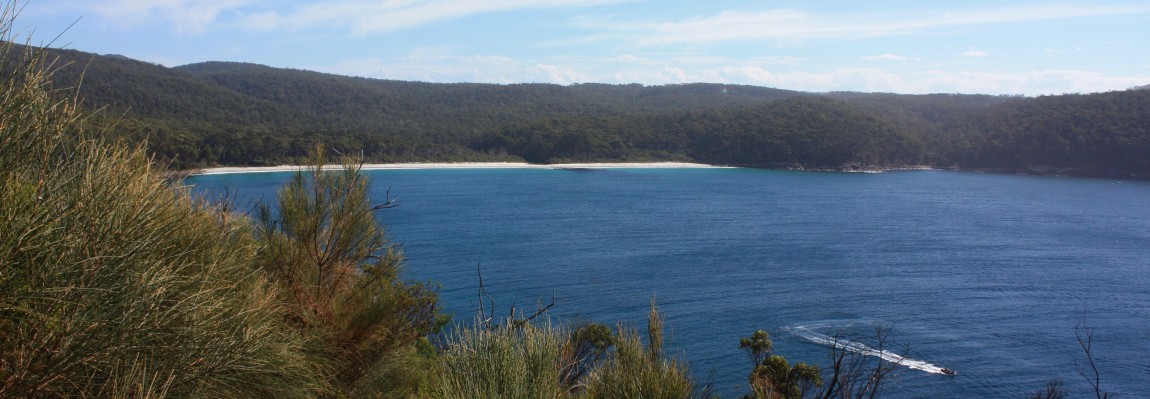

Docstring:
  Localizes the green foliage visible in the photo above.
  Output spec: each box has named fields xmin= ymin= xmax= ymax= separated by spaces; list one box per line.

xmin=747 ymin=356 xmax=821 ymax=399
xmin=740 ymin=330 xmax=774 ymax=367
xmin=0 ymin=9 xmax=321 ymax=397
xmin=581 ymin=300 xmax=695 ymax=399
xmin=431 ymin=301 xmax=695 ymax=399
xmin=430 ymin=318 xmax=569 ymax=399
xmin=560 ymin=322 xmax=615 ymax=387
xmin=254 ymin=147 xmax=439 ymax=397
xmin=739 ymin=330 xmax=821 ymax=399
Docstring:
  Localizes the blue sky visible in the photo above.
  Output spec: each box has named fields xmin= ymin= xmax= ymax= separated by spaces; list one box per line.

xmin=16 ymin=0 xmax=1150 ymax=95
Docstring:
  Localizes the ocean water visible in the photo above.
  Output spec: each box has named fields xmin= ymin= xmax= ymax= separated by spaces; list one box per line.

xmin=187 ymin=168 xmax=1150 ymax=398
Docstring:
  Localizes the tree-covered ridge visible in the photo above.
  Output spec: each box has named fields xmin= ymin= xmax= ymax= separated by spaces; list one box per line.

xmin=26 ymin=44 xmax=1150 ymax=178
xmin=935 ymin=90 xmax=1150 ymax=178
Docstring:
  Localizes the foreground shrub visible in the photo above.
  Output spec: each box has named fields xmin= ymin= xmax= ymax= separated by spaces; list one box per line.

xmin=581 ymin=301 xmax=695 ymax=399
xmin=430 ymin=318 xmax=569 ymax=399
xmin=0 ymin=7 xmax=321 ymax=397
xmin=254 ymin=149 xmax=440 ymax=397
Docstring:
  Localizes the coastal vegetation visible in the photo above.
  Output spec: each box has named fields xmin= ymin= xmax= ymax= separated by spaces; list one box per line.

xmin=0 ymin=6 xmax=1128 ymax=398
xmin=20 ymin=44 xmax=1150 ymax=179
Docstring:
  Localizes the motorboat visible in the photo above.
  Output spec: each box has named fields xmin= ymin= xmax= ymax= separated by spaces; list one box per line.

xmin=939 ymin=368 xmax=957 ymax=376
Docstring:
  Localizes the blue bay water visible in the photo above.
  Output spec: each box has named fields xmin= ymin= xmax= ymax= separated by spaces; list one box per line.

xmin=187 ymin=168 xmax=1150 ymax=398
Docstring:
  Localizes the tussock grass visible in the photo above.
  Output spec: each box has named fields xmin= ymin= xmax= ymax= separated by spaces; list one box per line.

xmin=432 ymin=302 xmax=696 ymax=399
xmin=581 ymin=301 xmax=695 ymax=399
xmin=0 ymin=5 xmax=321 ymax=397
xmin=430 ymin=318 xmax=569 ymax=399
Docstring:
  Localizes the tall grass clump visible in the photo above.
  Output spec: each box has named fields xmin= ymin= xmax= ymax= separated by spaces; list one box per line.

xmin=0 ymin=4 xmax=321 ymax=397
xmin=432 ymin=301 xmax=696 ymax=399
xmin=581 ymin=300 xmax=695 ymax=399
xmin=430 ymin=318 xmax=569 ymax=399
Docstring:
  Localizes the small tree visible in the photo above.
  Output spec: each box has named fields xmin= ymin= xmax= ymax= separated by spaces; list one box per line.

xmin=255 ymin=147 xmax=439 ymax=397
xmin=739 ymin=330 xmax=821 ymax=399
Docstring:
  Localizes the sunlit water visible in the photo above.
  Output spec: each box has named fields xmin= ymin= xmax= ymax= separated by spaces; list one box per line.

xmin=188 ymin=168 xmax=1150 ymax=398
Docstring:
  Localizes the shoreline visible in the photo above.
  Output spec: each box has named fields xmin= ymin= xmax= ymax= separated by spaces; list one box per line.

xmin=191 ymin=162 xmax=733 ymax=176
xmin=181 ymin=162 xmax=1147 ymax=182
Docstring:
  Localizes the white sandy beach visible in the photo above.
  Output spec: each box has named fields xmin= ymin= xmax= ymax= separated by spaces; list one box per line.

xmin=193 ymin=162 xmax=731 ymax=175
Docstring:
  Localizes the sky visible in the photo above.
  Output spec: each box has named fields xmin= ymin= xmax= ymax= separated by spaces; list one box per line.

xmin=14 ymin=0 xmax=1150 ymax=95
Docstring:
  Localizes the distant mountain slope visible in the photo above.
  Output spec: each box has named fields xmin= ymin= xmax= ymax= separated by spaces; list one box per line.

xmin=44 ymin=48 xmax=298 ymax=127
xmin=20 ymin=44 xmax=1150 ymax=178
xmin=172 ymin=61 xmax=808 ymax=136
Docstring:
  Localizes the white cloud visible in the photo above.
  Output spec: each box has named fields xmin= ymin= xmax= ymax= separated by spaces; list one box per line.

xmin=699 ymin=66 xmax=926 ymax=93
xmin=319 ymin=51 xmax=1150 ymax=95
xmin=961 ymin=49 xmax=989 ymax=57
xmin=611 ymin=54 xmax=657 ymax=65
xmin=322 ymin=53 xmax=599 ymax=85
xmin=752 ymin=55 xmax=806 ymax=66
xmin=656 ymin=67 xmax=688 ymax=83
xmin=68 ymin=1 xmax=1150 ymax=40
xmin=85 ymin=0 xmax=260 ymax=34
xmin=323 ymin=53 xmax=522 ymax=83
xmin=920 ymin=70 xmax=1150 ymax=95
xmin=580 ymin=4 xmax=1150 ymax=46
xmin=243 ymin=11 xmax=280 ymax=31
xmin=400 ymin=54 xmax=518 ymax=65
xmin=583 ymin=63 xmax=1149 ymax=95
xmin=241 ymin=0 xmax=630 ymax=35
xmin=527 ymin=64 xmax=594 ymax=85
xmin=863 ymin=54 xmax=913 ymax=61
xmin=63 ymin=0 xmax=632 ymax=35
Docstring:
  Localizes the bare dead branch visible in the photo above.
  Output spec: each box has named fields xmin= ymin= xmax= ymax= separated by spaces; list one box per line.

xmin=517 ymin=292 xmax=556 ymax=325
xmin=371 ymin=187 xmax=398 ymax=210
xmin=1075 ymin=321 xmax=1112 ymax=399
xmin=475 ymin=262 xmax=495 ymax=329
xmin=816 ymin=324 xmax=899 ymax=399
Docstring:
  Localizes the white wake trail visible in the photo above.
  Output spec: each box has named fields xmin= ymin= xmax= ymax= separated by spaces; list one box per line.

xmin=783 ymin=323 xmax=951 ymax=375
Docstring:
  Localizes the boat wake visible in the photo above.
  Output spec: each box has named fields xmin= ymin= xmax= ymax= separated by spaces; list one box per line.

xmin=782 ymin=321 xmax=953 ymax=375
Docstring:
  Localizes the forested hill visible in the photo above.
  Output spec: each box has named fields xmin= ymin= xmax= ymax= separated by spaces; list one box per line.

xmin=30 ymin=44 xmax=1150 ymax=179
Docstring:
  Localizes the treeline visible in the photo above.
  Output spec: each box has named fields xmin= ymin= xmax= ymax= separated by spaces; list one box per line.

xmin=0 ymin=34 xmax=909 ymax=399
xmin=935 ymin=91 xmax=1150 ymax=177
xmin=27 ymin=44 xmax=1150 ymax=178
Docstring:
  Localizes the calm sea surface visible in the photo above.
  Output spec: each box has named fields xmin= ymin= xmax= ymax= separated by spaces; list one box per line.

xmin=187 ymin=168 xmax=1150 ymax=398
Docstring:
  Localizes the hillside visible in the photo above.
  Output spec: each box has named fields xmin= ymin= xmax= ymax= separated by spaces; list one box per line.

xmin=26 ymin=45 xmax=1150 ymax=178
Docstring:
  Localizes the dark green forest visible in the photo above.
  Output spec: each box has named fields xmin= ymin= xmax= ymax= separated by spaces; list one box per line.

xmin=31 ymin=45 xmax=1150 ymax=179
